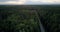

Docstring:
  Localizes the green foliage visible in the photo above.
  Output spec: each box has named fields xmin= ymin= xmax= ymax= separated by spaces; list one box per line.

xmin=0 ymin=6 xmax=40 ymax=32
xmin=38 ymin=6 xmax=60 ymax=32
xmin=0 ymin=5 xmax=60 ymax=32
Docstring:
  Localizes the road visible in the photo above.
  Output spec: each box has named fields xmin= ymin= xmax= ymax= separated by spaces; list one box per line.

xmin=35 ymin=10 xmax=45 ymax=32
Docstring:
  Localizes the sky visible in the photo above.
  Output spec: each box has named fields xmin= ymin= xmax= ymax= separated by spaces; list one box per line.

xmin=0 ymin=0 xmax=60 ymax=5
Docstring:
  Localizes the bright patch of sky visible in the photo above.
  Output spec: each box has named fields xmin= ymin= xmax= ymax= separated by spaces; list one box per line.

xmin=0 ymin=0 xmax=60 ymax=5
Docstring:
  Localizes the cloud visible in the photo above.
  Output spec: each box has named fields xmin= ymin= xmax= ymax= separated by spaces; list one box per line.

xmin=30 ymin=0 xmax=60 ymax=4
xmin=0 ymin=0 xmax=60 ymax=5
xmin=0 ymin=0 xmax=27 ymax=5
xmin=0 ymin=0 xmax=17 ymax=2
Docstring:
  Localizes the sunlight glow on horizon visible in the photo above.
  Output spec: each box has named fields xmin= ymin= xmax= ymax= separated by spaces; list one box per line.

xmin=0 ymin=0 xmax=27 ymax=5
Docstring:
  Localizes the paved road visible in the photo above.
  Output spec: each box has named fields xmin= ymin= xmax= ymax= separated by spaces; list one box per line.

xmin=35 ymin=10 xmax=45 ymax=32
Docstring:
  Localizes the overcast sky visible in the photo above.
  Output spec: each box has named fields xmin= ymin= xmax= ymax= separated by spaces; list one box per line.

xmin=0 ymin=0 xmax=60 ymax=5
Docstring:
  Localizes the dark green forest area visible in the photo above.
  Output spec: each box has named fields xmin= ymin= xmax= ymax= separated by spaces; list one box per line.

xmin=0 ymin=5 xmax=60 ymax=32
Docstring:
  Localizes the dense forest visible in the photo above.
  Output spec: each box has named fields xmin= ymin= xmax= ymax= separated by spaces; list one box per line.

xmin=0 ymin=5 xmax=60 ymax=32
